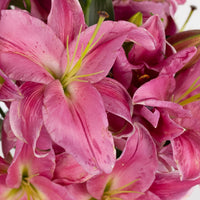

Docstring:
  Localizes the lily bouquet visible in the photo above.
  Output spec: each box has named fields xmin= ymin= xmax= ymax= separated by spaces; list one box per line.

xmin=0 ymin=0 xmax=199 ymax=199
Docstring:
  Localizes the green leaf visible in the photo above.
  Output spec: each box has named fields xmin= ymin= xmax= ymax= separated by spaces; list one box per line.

xmin=79 ymin=0 xmax=115 ymax=26
xmin=9 ymin=0 xmax=31 ymax=12
xmin=129 ymin=12 xmax=143 ymax=26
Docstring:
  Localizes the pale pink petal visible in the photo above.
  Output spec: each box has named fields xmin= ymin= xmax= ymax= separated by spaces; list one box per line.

xmin=172 ymin=130 xmax=200 ymax=180
xmin=43 ymin=80 xmax=115 ymax=174
xmin=158 ymin=144 xmax=177 ymax=173
xmin=48 ymin=0 xmax=86 ymax=44
xmin=0 ymin=10 xmax=65 ymax=79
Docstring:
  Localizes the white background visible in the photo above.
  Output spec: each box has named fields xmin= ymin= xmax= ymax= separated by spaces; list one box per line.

xmin=175 ymin=1 xmax=200 ymax=199
xmin=175 ymin=0 xmax=200 ymax=31
xmin=0 ymin=0 xmax=200 ymax=199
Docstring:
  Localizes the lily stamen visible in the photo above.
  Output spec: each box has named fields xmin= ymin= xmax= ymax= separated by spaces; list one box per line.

xmin=102 ymin=179 xmax=142 ymax=200
xmin=175 ymin=76 xmax=200 ymax=106
xmin=61 ymin=12 xmax=108 ymax=90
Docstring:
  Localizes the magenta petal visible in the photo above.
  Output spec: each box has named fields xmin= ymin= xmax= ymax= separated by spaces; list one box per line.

xmin=48 ymin=0 xmax=86 ymax=44
xmin=31 ymin=176 xmax=73 ymax=200
xmin=148 ymin=109 xmax=185 ymax=142
xmin=113 ymin=47 xmax=134 ymax=89
xmin=6 ymin=141 xmax=55 ymax=188
xmin=0 ymin=53 xmax=54 ymax=84
xmin=43 ymin=80 xmax=115 ymax=174
xmin=134 ymin=105 xmax=160 ymax=128
xmin=111 ymin=123 xmax=158 ymax=198
xmin=150 ymin=172 xmax=200 ymax=200
xmin=129 ymin=15 xmax=166 ymax=66
xmin=133 ymin=75 xmax=191 ymax=118
xmin=87 ymin=123 xmax=158 ymax=200
xmin=172 ymin=130 xmax=200 ymax=180
xmin=67 ymin=20 xmax=155 ymax=83
xmin=0 ymin=0 xmax=9 ymax=10
xmin=0 ymin=10 xmax=66 ymax=78
xmin=66 ymin=183 xmax=92 ymax=200
xmin=94 ymin=78 xmax=133 ymax=136
xmin=1 ymin=112 xmax=16 ymax=157
xmin=136 ymin=191 xmax=161 ymax=200
xmin=0 ymin=69 xmax=21 ymax=101
xmin=53 ymin=153 xmax=93 ymax=185
xmin=30 ymin=0 xmax=51 ymax=21
xmin=159 ymin=46 xmax=197 ymax=76
xmin=9 ymin=82 xmax=46 ymax=156
xmin=133 ymin=75 xmax=176 ymax=102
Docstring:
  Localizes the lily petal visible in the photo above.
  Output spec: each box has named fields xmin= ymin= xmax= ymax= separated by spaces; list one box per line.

xmin=9 ymin=82 xmax=46 ymax=157
xmin=159 ymin=46 xmax=197 ymax=76
xmin=67 ymin=20 xmax=155 ymax=83
xmin=133 ymin=75 xmax=191 ymax=118
xmin=0 ymin=68 xmax=21 ymax=101
xmin=0 ymin=0 xmax=9 ymax=10
xmin=53 ymin=152 xmax=93 ymax=185
xmin=6 ymin=141 xmax=55 ymax=188
xmin=43 ymin=80 xmax=115 ymax=174
xmin=94 ymin=78 xmax=133 ymax=137
xmin=150 ymin=172 xmax=200 ymax=200
xmin=87 ymin=123 xmax=158 ymax=200
xmin=0 ymin=10 xmax=65 ymax=79
xmin=172 ymin=130 xmax=200 ymax=180
xmin=48 ymin=0 xmax=86 ymax=44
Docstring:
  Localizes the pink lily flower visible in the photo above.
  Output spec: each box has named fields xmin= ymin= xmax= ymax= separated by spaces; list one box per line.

xmin=0 ymin=141 xmax=72 ymax=200
xmin=112 ymin=0 xmax=178 ymax=36
xmin=113 ymin=15 xmax=167 ymax=98
xmin=0 ymin=0 xmax=155 ymax=174
xmin=133 ymin=46 xmax=197 ymax=141
xmin=133 ymin=48 xmax=200 ymax=180
xmin=67 ymin=122 xmax=158 ymax=200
